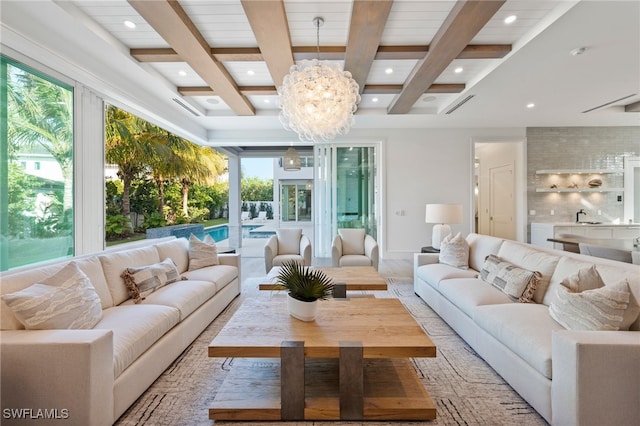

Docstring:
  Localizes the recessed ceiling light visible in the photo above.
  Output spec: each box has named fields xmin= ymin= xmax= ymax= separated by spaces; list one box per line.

xmin=504 ymin=15 xmax=517 ymax=24
xmin=454 ymin=67 xmax=463 ymax=73
xmin=570 ymin=47 xmax=587 ymax=56
xmin=372 ymin=97 xmax=379 ymax=103
xmin=124 ymin=20 xmax=136 ymax=29
xmin=422 ymin=95 xmax=436 ymax=103
xmin=385 ymin=68 xmax=393 ymax=74
xmin=247 ymin=70 xmax=255 ymax=75
xmin=178 ymin=70 xmax=187 ymax=77
xmin=526 ymin=103 xmax=535 ymax=108
xmin=206 ymin=98 xmax=220 ymax=105
xmin=264 ymin=99 xmax=271 ymax=104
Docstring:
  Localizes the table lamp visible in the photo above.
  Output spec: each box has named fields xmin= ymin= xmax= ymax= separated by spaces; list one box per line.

xmin=425 ymin=204 xmax=463 ymax=249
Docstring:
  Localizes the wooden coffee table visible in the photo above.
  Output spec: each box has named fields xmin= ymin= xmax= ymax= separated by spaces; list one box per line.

xmin=261 ymin=266 xmax=387 ymax=296
xmin=208 ymin=297 xmax=436 ymax=421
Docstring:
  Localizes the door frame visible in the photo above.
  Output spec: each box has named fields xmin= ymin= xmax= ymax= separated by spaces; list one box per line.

xmin=473 ymin=140 xmax=527 ymax=242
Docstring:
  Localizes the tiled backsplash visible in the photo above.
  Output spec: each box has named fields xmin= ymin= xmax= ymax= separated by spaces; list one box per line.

xmin=527 ymin=126 xmax=639 ymax=224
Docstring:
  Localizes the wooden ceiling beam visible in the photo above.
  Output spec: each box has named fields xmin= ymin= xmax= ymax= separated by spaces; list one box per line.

xmin=128 ymin=0 xmax=254 ymax=115
xmin=388 ymin=0 xmax=506 ymax=114
xmin=344 ymin=0 xmax=394 ymax=94
xmin=178 ymin=83 xmax=464 ymax=97
xmin=241 ymin=0 xmax=294 ymax=88
xmin=131 ymin=44 xmax=511 ymax=63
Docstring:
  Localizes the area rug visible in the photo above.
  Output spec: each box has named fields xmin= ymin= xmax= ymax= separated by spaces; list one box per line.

xmin=115 ymin=277 xmax=548 ymax=426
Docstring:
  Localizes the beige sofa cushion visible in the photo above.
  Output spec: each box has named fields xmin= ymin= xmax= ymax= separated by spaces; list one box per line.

xmin=121 ymin=280 xmax=217 ymax=321
xmin=93 ymin=304 xmax=180 ymax=378
xmin=339 ymin=255 xmax=372 ymax=267
xmin=416 ymin=264 xmax=478 ymax=290
xmin=155 ymin=237 xmax=190 ymax=274
xmin=438 ymin=278 xmax=513 ymax=317
xmin=99 ymin=245 xmax=160 ymax=305
xmin=75 ymin=256 xmax=114 ymax=309
xmin=474 ymin=303 xmax=563 ymax=379
xmin=338 ymin=228 xmax=366 ymax=255
xmin=466 ymin=233 xmax=504 ymax=272
xmin=182 ymin=265 xmax=238 ymax=293
xmin=498 ymin=241 xmax=560 ymax=304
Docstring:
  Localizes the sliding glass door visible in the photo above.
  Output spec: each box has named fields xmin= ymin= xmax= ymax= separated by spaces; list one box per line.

xmin=281 ymin=182 xmax=312 ymax=222
xmin=315 ymin=144 xmax=378 ymax=257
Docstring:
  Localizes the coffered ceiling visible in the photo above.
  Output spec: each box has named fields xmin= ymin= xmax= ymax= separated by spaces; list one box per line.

xmin=1 ymin=0 xmax=639 ymax=147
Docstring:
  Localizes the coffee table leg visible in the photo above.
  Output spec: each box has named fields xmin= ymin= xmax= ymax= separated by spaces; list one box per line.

xmin=339 ymin=341 xmax=364 ymax=420
xmin=334 ymin=282 xmax=347 ymax=299
xmin=281 ymin=341 xmax=305 ymax=420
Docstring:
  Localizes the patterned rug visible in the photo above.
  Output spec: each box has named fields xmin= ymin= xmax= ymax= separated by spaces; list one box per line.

xmin=115 ymin=277 xmax=548 ymax=426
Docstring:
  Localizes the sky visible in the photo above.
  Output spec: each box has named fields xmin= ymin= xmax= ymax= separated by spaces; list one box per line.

xmin=241 ymin=158 xmax=273 ymax=180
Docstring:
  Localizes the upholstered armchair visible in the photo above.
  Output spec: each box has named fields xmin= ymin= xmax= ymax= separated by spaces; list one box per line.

xmin=331 ymin=228 xmax=379 ymax=270
xmin=264 ymin=228 xmax=312 ymax=273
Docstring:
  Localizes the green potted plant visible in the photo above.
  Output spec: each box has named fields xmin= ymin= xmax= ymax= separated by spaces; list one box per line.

xmin=275 ymin=260 xmax=334 ymax=321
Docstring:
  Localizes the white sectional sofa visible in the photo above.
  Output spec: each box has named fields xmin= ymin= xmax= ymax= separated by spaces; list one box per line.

xmin=1 ymin=236 xmax=240 ymax=426
xmin=414 ymin=233 xmax=640 ymax=426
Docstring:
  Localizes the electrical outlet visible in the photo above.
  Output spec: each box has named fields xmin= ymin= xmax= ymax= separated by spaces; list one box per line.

xmin=550 ymin=209 xmax=555 ymax=215
xmin=597 ymin=210 xmax=602 ymax=215
xmin=529 ymin=210 xmax=536 ymax=216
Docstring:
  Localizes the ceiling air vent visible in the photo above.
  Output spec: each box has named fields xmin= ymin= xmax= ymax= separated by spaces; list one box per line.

xmin=445 ymin=95 xmax=475 ymax=114
xmin=172 ymin=98 xmax=201 ymax=117
xmin=581 ymin=94 xmax=637 ymax=113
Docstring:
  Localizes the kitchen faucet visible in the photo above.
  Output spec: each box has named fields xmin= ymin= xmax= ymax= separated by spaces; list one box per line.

xmin=576 ymin=209 xmax=587 ymax=223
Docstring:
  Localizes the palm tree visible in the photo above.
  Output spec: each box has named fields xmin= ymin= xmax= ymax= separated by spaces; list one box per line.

xmin=105 ymin=105 xmax=171 ymax=230
xmin=177 ymin=145 xmax=225 ymax=216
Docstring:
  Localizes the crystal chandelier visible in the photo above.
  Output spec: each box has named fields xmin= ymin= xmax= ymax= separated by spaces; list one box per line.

xmin=278 ymin=17 xmax=361 ymax=142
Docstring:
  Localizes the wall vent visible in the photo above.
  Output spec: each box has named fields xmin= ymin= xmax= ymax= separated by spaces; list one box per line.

xmin=445 ymin=95 xmax=475 ymax=114
xmin=581 ymin=94 xmax=637 ymax=113
xmin=172 ymin=98 xmax=201 ymax=116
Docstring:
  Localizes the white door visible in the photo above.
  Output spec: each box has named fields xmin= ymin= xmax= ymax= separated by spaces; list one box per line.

xmin=489 ymin=163 xmax=515 ymax=239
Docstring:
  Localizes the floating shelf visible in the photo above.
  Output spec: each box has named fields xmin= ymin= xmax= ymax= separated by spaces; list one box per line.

xmin=536 ymin=169 xmax=623 ymax=175
xmin=536 ymin=187 xmax=624 ymax=193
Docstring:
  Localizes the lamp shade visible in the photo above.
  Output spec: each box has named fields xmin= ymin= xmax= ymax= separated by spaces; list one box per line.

xmin=425 ymin=204 xmax=463 ymax=224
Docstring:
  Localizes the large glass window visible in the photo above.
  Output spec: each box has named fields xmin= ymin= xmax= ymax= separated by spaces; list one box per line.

xmin=1 ymin=56 xmax=74 ymax=271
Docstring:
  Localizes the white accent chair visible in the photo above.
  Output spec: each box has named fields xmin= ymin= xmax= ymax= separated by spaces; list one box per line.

xmin=578 ymin=243 xmax=633 ymax=263
xmin=241 ymin=211 xmax=250 ymax=222
xmin=264 ymin=228 xmax=312 ymax=273
xmin=331 ymin=228 xmax=379 ymax=270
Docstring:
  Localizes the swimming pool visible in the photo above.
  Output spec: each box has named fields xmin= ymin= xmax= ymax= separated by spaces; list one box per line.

xmin=203 ymin=224 xmax=271 ymax=241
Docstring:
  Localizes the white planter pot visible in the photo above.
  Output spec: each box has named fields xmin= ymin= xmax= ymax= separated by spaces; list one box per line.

xmin=287 ymin=294 xmax=318 ymax=322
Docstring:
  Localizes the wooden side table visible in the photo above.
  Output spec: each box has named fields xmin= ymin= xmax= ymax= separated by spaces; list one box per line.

xmin=421 ymin=246 xmax=440 ymax=253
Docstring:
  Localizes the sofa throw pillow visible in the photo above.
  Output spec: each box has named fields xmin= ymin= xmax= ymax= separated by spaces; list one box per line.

xmin=560 ymin=264 xmax=604 ymax=292
xmin=558 ymin=265 xmax=640 ymax=331
xmin=1 ymin=262 xmax=103 ymax=330
xmin=480 ymin=254 xmax=541 ymax=302
xmin=549 ymin=279 xmax=631 ymax=331
xmin=439 ymin=232 xmax=469 ymax=269
xmin=188 ymin=233 xmax=219 ymax=271
xmin=121 ymin=258 xmax=182 ymax=303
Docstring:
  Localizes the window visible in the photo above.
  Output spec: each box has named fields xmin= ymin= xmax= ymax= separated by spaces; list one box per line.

xmin=1 ymin=56 xmax=74 ymax=271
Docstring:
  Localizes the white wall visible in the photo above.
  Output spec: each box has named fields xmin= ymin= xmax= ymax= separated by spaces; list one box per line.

xmin=342 ymin=128 xmax=526 ymax=260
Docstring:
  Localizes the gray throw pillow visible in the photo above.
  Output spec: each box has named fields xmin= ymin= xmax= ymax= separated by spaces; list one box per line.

xmin=480 ymin=254 xmax=541 ymax=303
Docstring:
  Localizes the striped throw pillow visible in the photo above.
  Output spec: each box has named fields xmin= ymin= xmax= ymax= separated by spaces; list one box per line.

xmin=480 ymin=254 xmax=541 ymax=303
xmin=121 ymin=258 xmax=182 ymax=303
